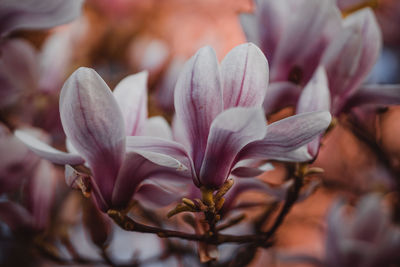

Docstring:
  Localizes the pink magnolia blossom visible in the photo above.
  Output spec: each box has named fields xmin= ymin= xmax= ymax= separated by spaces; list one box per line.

xmin=154 ymin=58 xmax=186 ymax=113
xmin=0 ymin=0 xmax=84 ymax=38
xmin=240 ymin=0 xmax=341 ymax=87
xmin=0 ymin=160 xmax=57 ymax=232
xmin=283 ymin=194 xmax=400 ymax=267
xmin=321 ymin=8 xmax=400 ymax=115
xmin=262 ymin=7 xmax=400 ymax=116
xmin=171 ymin=43 xmax=332 ymax=189
xmin=0 ymin=18 xmax=88 ymax=109
xmin=16 ymin=68 xmax=187 ymax=211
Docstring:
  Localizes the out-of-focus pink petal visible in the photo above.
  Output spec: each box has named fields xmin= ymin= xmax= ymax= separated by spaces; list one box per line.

xmin=222 ymin=179 xmax=293 ymax=215
xmin=174 ymin=46 xmax=223 ymax=173
xmin=250 ymin=0 xmax=288 ymax=62
xmin=323 ymin=8 xmax=381 ymax=113
xmin=142 ymin=116 xmax=173 ymax=140
xmin=15 ymin=130 xmax=85 ymax=165
xmin=297 ymin=67 xmax=331 ymax=114
xmin=199 ymin=107 xmax=267 ymax=188
xmin=0 ymin=126 xmax=38 ymax=194
xmin=350 ymin=194 xmax=387 ymax=243
xmin=0 ymin=39 xmax=38 ymax=108
xmin=238 ymin=111 xmax=331 ymax=161
xmin=27 ymin=160 xmax=57 ymax=230
xmin=128 ymin=38 xmax=169 ymax=78
xmin=296 ymin=67 xmax=331 ymax=158
xmin=0 ymin=0 xmax=84 ymax=37
xmin=343 ymin=8 xmax=381 ymax=94
xmin=38 ymin=18 xmax=88 ymax=92
xmin=113 ymin=71 xmax=148 ymax=136
xmin=269 ymin=0 xmax=341 ymax=84
xmin=60 ymin=67 xmax=125 ymax=206
xmin=0 ymin=201 xmax=33 ymax=231
xmin=221 ymin=43 xmax=269 ymax=109
xmin=321 ymin=27 xmax=363 ymax=104
xmin=263 ymin=82 xmax=302 ymax=115
xmin=344 ymin=84 xmax=400 ymax=110
xmin=325 ymin=199 xmax=347 ymax=265
xmin=155 ymin=58 xmax=185 ymax=112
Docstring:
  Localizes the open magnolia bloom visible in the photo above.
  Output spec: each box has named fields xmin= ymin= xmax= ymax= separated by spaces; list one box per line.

xmin=282 ymin=194 xmax=400 ymax=267
xmin=171 ymin=43 xmax=332 ymax=189
xmin=240 ymin=0 xmax=341 ymax=87
xmin=16 ymin=68 xmax=187 ymax=211
xmin=321 ymin=7 xmax=400 ymax=115
xmin=0 ymin=0 xmax=84 ymax=38
xmin=263 ymin=7 xmax=400 ymax=116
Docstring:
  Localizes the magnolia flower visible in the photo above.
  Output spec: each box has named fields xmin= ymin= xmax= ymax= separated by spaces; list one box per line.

xmin=283 ymin=194 xmax=400 ymax=267
xmin=240 ymin=0 xmax=341 ymax=87
xmin=321 ymin=8 xmax=400 ymax=115
xmin=0 ymin=160 xmax=57 ymax=232
xmin=0 ymin=0 xmax=84 ymax=38
xmin=171 ymin=43 xmax=331 ymax=189
xmin=0 ymin=18 xmax=88 ymax=109
xmin=263 ymin=7 xmax=400 ymax=116
xmin=16 ymin=68 xmax=187 ymax=211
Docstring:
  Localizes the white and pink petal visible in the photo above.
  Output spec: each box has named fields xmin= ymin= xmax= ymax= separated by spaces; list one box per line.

xmin=60 ymin=67 xmax=126 ymax=205
xmin=199 ymin=107 xmax=267 ymax=188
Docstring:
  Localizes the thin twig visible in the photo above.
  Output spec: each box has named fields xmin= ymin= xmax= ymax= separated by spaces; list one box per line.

xmin=262 ymin=170 xmax=304 ymax=241
xmin=108 ymin=210 xmax=273 ymax=245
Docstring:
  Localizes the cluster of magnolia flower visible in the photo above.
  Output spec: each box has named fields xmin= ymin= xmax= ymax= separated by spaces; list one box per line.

xmin=1 ymin=0 xmax=400 ymax=266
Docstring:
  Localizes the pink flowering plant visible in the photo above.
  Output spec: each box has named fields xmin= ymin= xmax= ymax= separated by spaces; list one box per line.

xmin=1 ymin=0 xmax=400 ymax=266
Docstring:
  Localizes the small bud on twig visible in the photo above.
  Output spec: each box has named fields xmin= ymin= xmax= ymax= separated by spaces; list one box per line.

xmin=167 ymin=203 xmax=195 ymax=218
xmin=214 ymin=179 xmax=234 ymax=201
xmin=182 ymin=198 xmax=196 ymax=209
xmin=305 ymin=167 xmax=324 ymax=176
